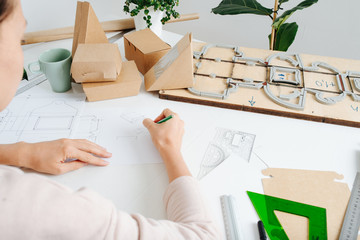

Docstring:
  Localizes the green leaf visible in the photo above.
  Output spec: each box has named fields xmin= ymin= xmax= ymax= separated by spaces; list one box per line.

xmin=212 ymin=0 xmax=273 ymax=16
xmin=22 ymin=68 xmax=28 ymax=80
xmin=279 ymin=0 xmax=289 ymax=4
xmin=274 ymin=22 xmax=298 ymax=51
xmin=273 ymin=0 xmax=318 ymax=29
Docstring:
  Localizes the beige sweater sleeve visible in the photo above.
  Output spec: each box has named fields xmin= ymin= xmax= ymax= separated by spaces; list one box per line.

xmin=0 ymin=165 xmax=220 ymax=240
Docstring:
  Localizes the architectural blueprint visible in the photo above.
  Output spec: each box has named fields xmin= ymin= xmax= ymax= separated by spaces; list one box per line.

xmin=184 ymin=127 xmax=256 ymax=180
xmin=0 ymin=94 xmax=85 ymax=144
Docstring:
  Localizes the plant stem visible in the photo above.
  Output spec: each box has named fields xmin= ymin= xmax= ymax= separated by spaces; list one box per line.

xmin=270 ymin=0 xmax=279 ymax=50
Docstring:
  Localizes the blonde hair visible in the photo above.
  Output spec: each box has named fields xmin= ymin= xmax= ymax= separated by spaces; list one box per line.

xmin=0 ymin=0 xmax=14 ymax=23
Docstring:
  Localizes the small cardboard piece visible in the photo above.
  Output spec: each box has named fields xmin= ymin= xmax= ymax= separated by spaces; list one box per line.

xmin=144 ymin=33 xmax=194 ymax=91
xmin=71 ymin=43 xmax=122 ymax=83
xmin=124 ymin=29 xmax=171 ymax=75
xmin=72 ymin=1 xmax=108 ymax=56
xmin=82 ymin=61 xmax=142 ymax=102
xmin=261 ymin=168 xmax=351 ymax=240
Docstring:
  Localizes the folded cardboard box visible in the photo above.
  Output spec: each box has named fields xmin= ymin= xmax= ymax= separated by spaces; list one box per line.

xmin=71 ymin=43 xmax=122 ymax=83
xmin=82 ymin=61 xmax=142 ymax=102
xmin=144 ymin=33 xmax=194 ymax=91
xmin=124 ymin=29 xmax=171 ymax=75
xmin=72 ymin=1 xmax=108 ymax=56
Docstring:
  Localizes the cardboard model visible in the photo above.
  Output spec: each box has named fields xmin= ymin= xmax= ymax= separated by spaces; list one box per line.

xmin=71 ymin=1 xmax=142 ymax=101
xmin=124 ymin=29 xmax=171 ymax=75
xmin=262 ymin=168 xmax=350 ymax=240
xmin=71 ymin=43 xmax=122 ymax=83
xmin=144 ymin=33 xmax=194 ymax=91
xmin=82 ymin=61 xmax=142 ymax=102
xmin=159 ymin=42 xmax=360 ymax=128
xmin=72 ymin=1 xmax=108 ymax=56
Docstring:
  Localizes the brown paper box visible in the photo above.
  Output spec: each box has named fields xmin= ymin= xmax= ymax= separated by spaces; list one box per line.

xmin=71 ymin=43 xmax=122 ymax=83
xmin=82 ymin=61 xmax=142 ymax=102
xmin=144 ymin=33 xmax=194 ymax=91
xmin=72 ymin=1 xmax=108 ymax=56
xmin=124 ymin=29 xmax=171 ymax=75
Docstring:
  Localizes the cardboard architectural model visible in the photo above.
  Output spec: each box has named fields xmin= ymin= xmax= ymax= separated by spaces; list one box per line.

xmin=145 ymin=33 xmax=194 ymax=91
xmin=160 ymin=42 xmax=360 ymax=127
xmin=72 ymin=1 xmax=108 ymax=56
xmin=82 ymin=61 xmax=142 ymax=102
xmin=71 ymin=1 xmax=142 ymax=101
xmin=71 ymin=43 xmax=122 ymax=83
xmin=124 ymin=29 xmax=171 ymax=75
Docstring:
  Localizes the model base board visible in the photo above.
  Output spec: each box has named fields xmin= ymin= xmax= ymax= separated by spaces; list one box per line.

xmin=159 ymin=42 xmax=360 ymax=128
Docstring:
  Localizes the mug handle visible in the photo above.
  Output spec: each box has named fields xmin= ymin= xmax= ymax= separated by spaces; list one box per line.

xmin=28 ymin=61 xmax=42 ymax=74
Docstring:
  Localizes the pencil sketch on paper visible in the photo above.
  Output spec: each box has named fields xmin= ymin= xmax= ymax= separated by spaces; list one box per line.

xmin=197 ymin=128 xmax=256 ymax=179
xmin=72 ymin=110 xmax=162 ymax=165
xmin=0 ymin=95 xmax=85 ymax=144
xmin=119 ymin=111 xmax=147 ymax=138
xmin=74 ymin=115 xmax=101 ymax=142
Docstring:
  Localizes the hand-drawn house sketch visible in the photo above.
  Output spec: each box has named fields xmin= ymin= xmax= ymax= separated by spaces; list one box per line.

xmin=0 ymin=95 xmax=85 ymax=143
xmin=72 ymin=110 xmax=162 ymax=165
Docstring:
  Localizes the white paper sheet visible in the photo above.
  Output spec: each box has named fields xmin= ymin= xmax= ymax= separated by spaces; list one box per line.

xmin=73 ymin=110 xmax=162 ymax=165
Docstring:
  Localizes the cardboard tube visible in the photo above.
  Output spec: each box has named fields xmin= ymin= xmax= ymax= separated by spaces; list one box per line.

xmin=22 ymin=13 xmax=200 ymax=45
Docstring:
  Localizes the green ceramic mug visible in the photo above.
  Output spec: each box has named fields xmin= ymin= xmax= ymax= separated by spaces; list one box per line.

xmin=28 ymin=48 xmax=72 ymax=93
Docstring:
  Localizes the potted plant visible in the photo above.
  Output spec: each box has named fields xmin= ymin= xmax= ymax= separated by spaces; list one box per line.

xmin=212 ymin=0 xmax=318 ymax=51
xmin=124 ymin=0 xmax=180 ymax=37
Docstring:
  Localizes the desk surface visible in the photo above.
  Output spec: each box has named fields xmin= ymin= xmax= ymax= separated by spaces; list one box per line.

xmin=21 ymin=31 xmax=360 ymax=240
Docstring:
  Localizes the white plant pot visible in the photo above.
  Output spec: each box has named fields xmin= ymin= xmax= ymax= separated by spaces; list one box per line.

xmin=133 ymin=7 xmax=163 ymax=38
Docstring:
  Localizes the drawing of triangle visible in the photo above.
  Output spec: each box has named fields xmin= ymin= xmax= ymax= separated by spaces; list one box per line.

xmin=72 ymin=1 xmax=108 ymax=56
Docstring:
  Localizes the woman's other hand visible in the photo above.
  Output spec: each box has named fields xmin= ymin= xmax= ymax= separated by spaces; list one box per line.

xmin=7 ymin=139 xmax=112 ymax=175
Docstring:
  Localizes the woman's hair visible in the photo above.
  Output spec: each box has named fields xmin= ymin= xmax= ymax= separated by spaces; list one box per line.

xmin=0 ymin=0 xmax=14 ymax=23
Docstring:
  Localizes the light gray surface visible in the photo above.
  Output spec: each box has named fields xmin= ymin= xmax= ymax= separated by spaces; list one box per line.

xmin=22 ymin=0 xmax=360 ymax=60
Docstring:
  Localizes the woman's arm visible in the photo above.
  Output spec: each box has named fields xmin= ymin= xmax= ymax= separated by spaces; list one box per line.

xmin=0 ymin=139 xmax=112 ymax=175
xmin=0 ymin=165 xmax=220 ymax=240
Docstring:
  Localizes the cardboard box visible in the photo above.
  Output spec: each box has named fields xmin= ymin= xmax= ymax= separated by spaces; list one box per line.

xmin=72 ymin=1 xmax=108 ymax=56
xmin=144 ymin=33 xmax=194 ymax=91
xmin=82 ymin=61 xmax=142 ymax=102
xmin=124 ymin=29 xmax=171 ymax=75
xmin=71 ymin=43 xmax=122 ymax=83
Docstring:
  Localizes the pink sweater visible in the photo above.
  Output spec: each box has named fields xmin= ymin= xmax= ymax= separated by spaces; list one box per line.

xmin=0 ymin=165 xmax=220 ymax=239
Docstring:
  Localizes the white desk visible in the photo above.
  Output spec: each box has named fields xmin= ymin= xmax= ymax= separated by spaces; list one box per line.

xmin=21 ymin=31 xmax=360 ymax=240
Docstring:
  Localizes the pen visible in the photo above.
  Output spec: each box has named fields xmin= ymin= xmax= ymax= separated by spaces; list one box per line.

xmin=155 ymin=115 xmax=173 ymax=124
xmin=257 ymin=220 xmax=267 ymax=240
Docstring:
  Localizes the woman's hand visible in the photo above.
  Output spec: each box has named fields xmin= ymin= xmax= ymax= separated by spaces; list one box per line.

xmin=1 ymin=139 xmax=112 ymax=175
xmin=143 ymin=108 xmax=191 ymax=182
xmin=143 ymin=108 xmax=184 ymax=154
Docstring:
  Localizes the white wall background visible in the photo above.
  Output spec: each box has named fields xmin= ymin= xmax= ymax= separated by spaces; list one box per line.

xmin=22 ymin=0 xmax=360 ymax=60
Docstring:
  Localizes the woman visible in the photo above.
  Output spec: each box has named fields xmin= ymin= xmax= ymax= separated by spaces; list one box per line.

xmin=0 ymin=0 xmax=220 ymax=239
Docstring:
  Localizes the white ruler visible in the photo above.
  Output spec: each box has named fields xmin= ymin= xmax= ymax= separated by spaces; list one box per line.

xmin=220 ymin=195 xmax=244 ymax=240
xmin=16 ymin=74 xmax=47 ymax=96
xmin=339 ymin=172 xmax=360 ymax=240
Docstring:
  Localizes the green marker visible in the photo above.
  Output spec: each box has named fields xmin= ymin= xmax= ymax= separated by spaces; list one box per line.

xmin=156 ymin=115 xmax=173 ymax=124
